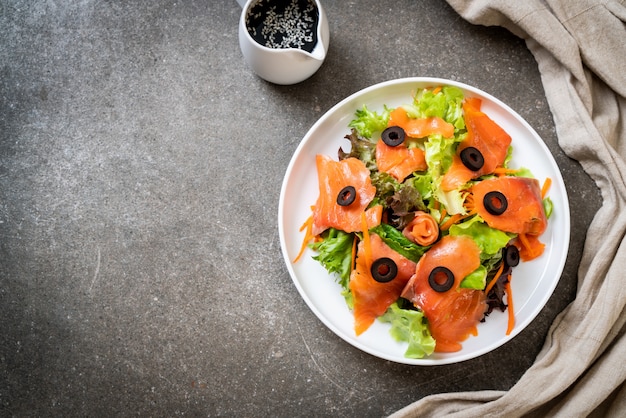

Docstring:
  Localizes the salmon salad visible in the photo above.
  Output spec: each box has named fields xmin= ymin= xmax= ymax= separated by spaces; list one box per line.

xmin=294 ymin=85 xmax=553 ymax=358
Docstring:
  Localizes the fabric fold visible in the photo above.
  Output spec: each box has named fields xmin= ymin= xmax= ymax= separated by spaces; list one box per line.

xmin=391 ymin=1 xmax=626 ymax=416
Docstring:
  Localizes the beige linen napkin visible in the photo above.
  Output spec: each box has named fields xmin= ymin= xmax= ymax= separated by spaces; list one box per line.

xmin=391 ymin=1 xmax=626 ymax=417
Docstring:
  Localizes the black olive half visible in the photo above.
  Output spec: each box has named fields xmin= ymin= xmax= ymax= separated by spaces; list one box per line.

xmin=483 ymin=191 xmax=508 ymax=215
xmin=370 ymin=257 xmax=398 ymax=283
xmin=428 ymin=266 xmax=455 ymax=292
xmin=504 ymin=245 xmax=520 ymax=268
xmin=381 ymin=126 xmax=406 ymax=147
xmin=337 ymin=185 xmax=357 ymax=206
xmin=460 ymin=146 xmax=485 ymax=171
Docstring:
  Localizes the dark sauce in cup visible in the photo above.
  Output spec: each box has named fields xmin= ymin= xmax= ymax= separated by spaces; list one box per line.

xmin=245 ymin=0 xmax=319 ymax=53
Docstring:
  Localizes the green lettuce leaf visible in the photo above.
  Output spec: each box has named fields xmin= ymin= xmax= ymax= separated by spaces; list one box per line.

xmin=435 ymin=187 xmax=468 ymax=216
xmin=409 ymin=173 xmax=434 ymax=201
xmin=511 ymin=166 xmax=534 ymax=178
xmin=348 ymin=104 xmax=391 ymax=138
xmin=370 ymin=223 xmax=429 ymax=263
xmin=379 ymin=302 xmax=436 ymax=359
xmin=311 ymin=228 xmax=354 ymax=289
xmin=408 ymin=85 xmax=466 ymax=130
xmin=448 ymin=216 xmax=513 ymax=257
xmin=460 ymin=265 xmax=487 ymax=290
xmin=341 ymin=288 xmax=354 ymax=310
xmin=543 ymin=196 xmax=554 ymax=218
xmin=424 ymin=134 xmax=460 ymax=179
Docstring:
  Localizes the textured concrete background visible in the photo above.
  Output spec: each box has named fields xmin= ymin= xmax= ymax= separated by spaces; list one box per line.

xmin=1 ymin=1 xmax=600 ymax=416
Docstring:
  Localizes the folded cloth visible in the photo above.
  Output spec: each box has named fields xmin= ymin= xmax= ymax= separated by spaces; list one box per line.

xmin=391 ymin=1 xmax=626 ymax=417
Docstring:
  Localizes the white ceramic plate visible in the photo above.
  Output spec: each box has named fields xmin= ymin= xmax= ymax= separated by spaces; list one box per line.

xmin=278 ymin=77 xmax=570 ymax=365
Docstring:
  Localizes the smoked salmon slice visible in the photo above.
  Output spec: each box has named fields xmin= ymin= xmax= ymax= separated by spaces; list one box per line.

xmin=471 ymin=176 xmax=547 ymax=235
xmin=440 ymin=98 xmax=512 ymax=191
xmin=350 ymin=234 xmax=417 ymax=335
xmin=401 ymin=235 xmax=487 ymax=352
xmin=375 ymin=139 xmax=427 ymax=182
xmin=388 ymin=107 xmax=455 ymax=139
xmin=312 ymin=155 xmax=383 ymax=236
xmin=375 ymin=106 xmax=448 ymax=181
xmin=402 ymin=211 xmax=439 ymax=246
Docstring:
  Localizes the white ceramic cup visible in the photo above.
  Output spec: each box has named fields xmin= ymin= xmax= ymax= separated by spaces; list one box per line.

xmin=237 ymin=0 xmax=330 ymax=85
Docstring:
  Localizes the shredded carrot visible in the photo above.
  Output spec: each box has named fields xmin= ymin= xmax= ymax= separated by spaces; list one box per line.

xmin=541 ymin=177 xmax=552 ymax=199
xmin=440 ymin=213 xmax=463 ymax=231
xmin=462 ymin=193 xmax=476 ymax=214
xmin=517 ymin=233 xmax=545 ymax=261
xmin=381 ymin=210 xmax=389 ymax=225
xmin=293 ymin=214 xmax=315 ymax=263
xmin=493 ymin=167 xmax=520 ymax=176
xmin=360 ymin=212 xmax=373 ymax=270
xmin=505 ymin=276 xmax=515 ymax=335
xmin=484 ymin=261 xmax=505 ymax=294
xmin=350 ymin=234 xmax=358 ymax=274
xmin=518 ymin=232 xmax=531 ymax=251
xmin=432 ymin=86 xmax=442 ymax=95
xmin=438 ymin=208 xmax=447 ymax=224
xmin=439 ymin=209 xmax=477 ymax=231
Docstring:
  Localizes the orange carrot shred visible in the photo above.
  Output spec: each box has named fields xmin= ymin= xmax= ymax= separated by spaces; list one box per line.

xmin=438 ymin=208 xmax=447 ymax=224
xmin=505 ymin=276 xmax=515 ymax=335
xmin=518 ymin=232 xmax=531 ymax=250
xmin=541 ymin=177 xmax=552 ymax=199
xmin=493 ymin=167 xmax=520 ymax=176
xmin=360 ymin=212 xmax=373 ymax=271
xmin=485 ymin=261 xmax=505 ymax=294
xmin=439 ymin=209 xmax=477 ymax=231
xmin=432 ymin=86 xmax=442 ymax=95
xmin=517 ymin=233 xmax=545 ymax=261
xmin=293 ymin=215 xmax=314 ymax=263
xmin=350 ymin=234 xmax=358 ymax=274
xmin=440 ymin=213 xmax=463 ymax=231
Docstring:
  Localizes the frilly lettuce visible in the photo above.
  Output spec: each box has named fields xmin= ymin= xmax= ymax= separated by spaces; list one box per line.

xmin=348 ymin=105 xmax=391 ymax=139
xmin=435 ymin=187 xmax=468 ymax=216
xmin=403 ymin=85 xmax=466 ymax=130
xmin=369 ymin=171 xmax=400 ymax=208
xmin=311 ymin=228 xmax=355 ymax=308
xmin=418 ymin=133 xmax=468 ymax=216
xmin=449 ymin=216 xmax=513 ymax=257
xmin=409 ymin=173 xmax=433 ymax=201
xmin=424 ymin=134 xmax=461 ymax=178
xmin=339 ymin=128 xmax=378 ymax=171
xmin=379 ymin=302 xmax=436 ymax=359
xmin=388 ymin=181 xmax=428 ymax=229
xmin=311 ymin=228 xmax=353 ymax=289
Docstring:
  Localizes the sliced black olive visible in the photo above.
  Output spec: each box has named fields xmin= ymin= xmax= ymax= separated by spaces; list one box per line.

xmin=381 ymin=126 xmax=405 ymax=147
xmin=428 ymin=266 xmax=455 ymax=292
xmin=483 ymin=191 xmax=508 ymax=215
xmin=460 ymin=146 xmax=485 ymax=171
xmin=370 ymin=257 xmax=398 ymax=283
xmin=504 ymin=245 xmax=520 ymax=268
xmin=337 ymin=185 xmax=356 ymax=206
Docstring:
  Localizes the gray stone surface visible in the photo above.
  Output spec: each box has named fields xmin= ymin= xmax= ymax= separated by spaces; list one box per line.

xmin=1 ymin=1 xmax=600 ymax=416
